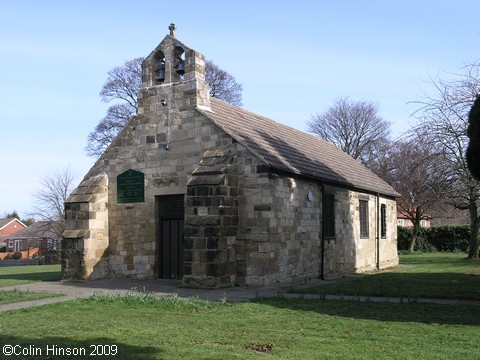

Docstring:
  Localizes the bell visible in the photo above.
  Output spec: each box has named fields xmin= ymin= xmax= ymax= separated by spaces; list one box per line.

xmin=155 ymin=61 xmax=165 ymax=82
xmin=175 ymin=58 xmax=185 ymax=75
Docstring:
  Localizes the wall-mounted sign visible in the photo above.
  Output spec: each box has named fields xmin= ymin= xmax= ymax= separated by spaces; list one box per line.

xmin=117 ymin=169 xmax=145 ymax=203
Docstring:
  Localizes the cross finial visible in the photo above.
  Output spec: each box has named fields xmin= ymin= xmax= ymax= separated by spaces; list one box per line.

xmin=169 ymin=23 xmax=176 ymax=38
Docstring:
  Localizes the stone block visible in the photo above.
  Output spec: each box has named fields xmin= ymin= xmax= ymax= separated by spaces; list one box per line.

xmin=191 ymin=262 xmax=206 ymax=276
xmin=194 ymin=238 xmax=206 ymax=249
xmin=254 ymin=204 xmax=271 ymax=211
xmin=204 ymin=226 xmax=219 ymax=237
xmin=184 ymin=226 xmax=201 ymax=237
xmin=221 ymin=226 xmax=238 ymax=236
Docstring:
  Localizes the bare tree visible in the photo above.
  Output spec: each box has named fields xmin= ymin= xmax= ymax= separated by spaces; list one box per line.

xmin=100 ymin=57 xmax=143 ymax=111
xmin=411 ymin=60 xmax=480 ymax=258
xmin=86 ymin=57 xmax=243 ymax=158
xmin=84 ymin=103 xmax=133 ymax=157
xmin=307 ymin=97 xmax=391 ymax=164
xmin=29 ymin=167 xmax=76 ymax=238
xmin=85 ymin=58 xmax=143 ymax=157
xmin=377 ymin=136 xmax=447 ymax=252
xmin=205 ymin=60 xmax=243 ymax=106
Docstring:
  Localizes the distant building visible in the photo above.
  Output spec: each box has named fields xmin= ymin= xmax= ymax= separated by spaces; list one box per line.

xmin=397 ymin=211 xmax=431 ymax=228
xmin=1 ymin=221 xmax=62 ymax=261
xmin=0 ymin=218 xmax=27 ymax=252
xmin=430 ymin=206 xmax=470 ymax=227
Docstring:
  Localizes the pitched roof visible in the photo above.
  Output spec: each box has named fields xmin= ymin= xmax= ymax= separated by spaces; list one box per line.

xmin=2 ymin=221 xmax=62 ymax=241
xmin=0 ymin=218 xmax=26 ymax=230
xmin=198 ymin=98 xmax=399 ymax=197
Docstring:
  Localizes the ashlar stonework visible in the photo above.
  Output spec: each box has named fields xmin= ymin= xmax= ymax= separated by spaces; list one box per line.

xmin=63 ymin=26 xmax=400 ymax=288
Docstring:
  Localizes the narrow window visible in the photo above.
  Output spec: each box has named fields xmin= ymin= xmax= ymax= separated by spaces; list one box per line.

xmin=359 ymin=200 xmax=369 ymax=238
xmin=323 ymin=193 xmax=335 ymax=238
xmin=381 ymin=204 xmax=387 ymax=238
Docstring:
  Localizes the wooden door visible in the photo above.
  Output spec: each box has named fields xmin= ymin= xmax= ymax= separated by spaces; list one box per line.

xmin=156 ymin=195 xmax=184 ymax=279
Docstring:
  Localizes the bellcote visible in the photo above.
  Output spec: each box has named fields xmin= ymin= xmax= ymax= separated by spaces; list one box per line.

xmin=142 ymin=24 xmax=207 ymax=88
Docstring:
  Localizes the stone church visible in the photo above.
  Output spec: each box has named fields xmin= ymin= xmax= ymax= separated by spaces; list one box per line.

xmin=62 ymin=25 xmax=400 ymax=288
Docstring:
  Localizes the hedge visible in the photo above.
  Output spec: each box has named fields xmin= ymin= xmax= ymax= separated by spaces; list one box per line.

xmin=398 ymin=225 xmax=470 ymax=253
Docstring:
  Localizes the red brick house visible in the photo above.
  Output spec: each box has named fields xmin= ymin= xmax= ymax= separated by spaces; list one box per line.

xmin=0 ymin=218 xmax=27 ymax=237
xmin=0 ymin=218 xmax=27 ymax=252
xmin=1 ymin=221 xmax=62 ymax=261
xmin=397 ymin=211 xmax=431 ymax=228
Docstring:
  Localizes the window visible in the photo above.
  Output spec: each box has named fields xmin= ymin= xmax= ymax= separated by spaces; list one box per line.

xmin=381 ymin=204 xmax=387 ymax=238
xmin=47 ymin=238 xmax=59 ymax=252
xmin=359 ymin=200 xmax=369 ymax=238
xmin=420 ymin=219 xmax=427 ymax=228
xmin=323 ymin=194 xmax=335 ymax=238
xmin=397 ymin=219 xmax=404 ymax=227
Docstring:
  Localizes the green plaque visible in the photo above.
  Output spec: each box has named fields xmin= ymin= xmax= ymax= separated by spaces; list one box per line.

xmin=117 ymin=169 xmax=145 ymax=203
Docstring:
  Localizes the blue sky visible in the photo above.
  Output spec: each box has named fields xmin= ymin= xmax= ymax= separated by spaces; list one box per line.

xmin=1 ymin=0 xmax=479 ymax=218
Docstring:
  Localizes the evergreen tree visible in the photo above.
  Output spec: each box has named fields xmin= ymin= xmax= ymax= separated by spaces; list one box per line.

xmin=466 ymin=95 xmax=480 ymax=181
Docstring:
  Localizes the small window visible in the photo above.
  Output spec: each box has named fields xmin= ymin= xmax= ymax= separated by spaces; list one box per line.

xmin=420 ymin=219 xmax=427 ymax=228
xmin=359 ymin=200 xmax=369 ymax=238
xmin=381 ymin=204 xmax=387 ymax=238
xmin=323 ymin=193 xmax=335 ymax=238
xmin=47 ymin=239 xmax=59 ymax=252
xmin=397 ymin=219 xmax=404 ymax=227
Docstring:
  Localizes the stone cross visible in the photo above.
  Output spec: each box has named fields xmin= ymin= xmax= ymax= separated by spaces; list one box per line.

xmin=169 ymin=23 xmax=176 ymax=38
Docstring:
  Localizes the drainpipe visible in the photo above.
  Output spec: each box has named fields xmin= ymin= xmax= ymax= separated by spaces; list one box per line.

xmin=376 ymin=193 xmax=380 ymax=270
xmin=320 ymin=184 xmax=325 ymax=280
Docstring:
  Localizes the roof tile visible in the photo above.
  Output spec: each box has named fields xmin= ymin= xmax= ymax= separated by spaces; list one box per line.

xmin=198 ymin=98 xmax=399 ymax=197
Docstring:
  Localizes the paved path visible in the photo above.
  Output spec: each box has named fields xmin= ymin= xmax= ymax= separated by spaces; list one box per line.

xmin=1 ymin=278 xmax=479 ymax=312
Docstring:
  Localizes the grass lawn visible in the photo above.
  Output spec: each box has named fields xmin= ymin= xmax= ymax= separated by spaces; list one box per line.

xmin=0 ymin=264 xmax=61 ymax=287
xmin=0 ymin=292 xmax=479 ymax=359
xmin=0 ymin=254 xmax=479 ymax=359
xmin=295 ymin=252 xmax=480 ymax=300
xmin=0 ymin=265 xmax=63 ymax=304
xmin=0 ymin=289 xmax=62 ymax=305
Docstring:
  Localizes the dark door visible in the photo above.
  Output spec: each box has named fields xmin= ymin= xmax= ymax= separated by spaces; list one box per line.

xmin=156 ymin=195 xmax=184 ymax=279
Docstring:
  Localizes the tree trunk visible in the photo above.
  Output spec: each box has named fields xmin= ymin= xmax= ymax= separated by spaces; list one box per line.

xmin=468 ymin=202 xmax=480 ymax=259
xmin=408 ymin=223 xmax=419 ymax=254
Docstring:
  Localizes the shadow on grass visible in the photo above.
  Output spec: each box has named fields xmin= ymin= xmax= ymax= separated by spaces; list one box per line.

xmin=251 ymin=297 xmax=480 ymax=326
xmin=1 ymin=335 xmax=159 ymax=360
xmin=295 ymin=272 xmax=480 ymax=301
xmin=0 ymin=270 xmax=62 ymax=283
xmin=0 ymin=265 xmax=62 ymax=285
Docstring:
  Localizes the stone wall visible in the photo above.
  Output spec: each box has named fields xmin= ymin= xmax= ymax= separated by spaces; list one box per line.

xmin=62 ymin=34 xmax=398 ymax=286
xmin=183 ymin=147 xmax=239 ymax=288
xmin=62 ymin=36 xmax=237 ymax=280
xmin=378 ymin=197 xmax=399 ymax=269
xmin=63 ymin=173 xmax=109 ymax=280
xmin=63 ymin=116 xmax=398 ymax=284
xmin=234 ymin=150 xmax=322 ymax=286
xmin=103 ymin=111 xmax=230 ymax=280
xmin=322 ymin=189 xmax=398 ymax=277
xmin=321 ymin=186 xmax=355 ymax=277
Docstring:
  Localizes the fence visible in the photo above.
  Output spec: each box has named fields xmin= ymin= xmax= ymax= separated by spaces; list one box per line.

xmin=0 ymin=258 xmax=43 ymax=266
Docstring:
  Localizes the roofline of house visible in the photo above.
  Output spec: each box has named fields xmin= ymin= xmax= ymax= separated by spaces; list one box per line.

xmin=0 ymin=218 xmax=27 ymax=231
